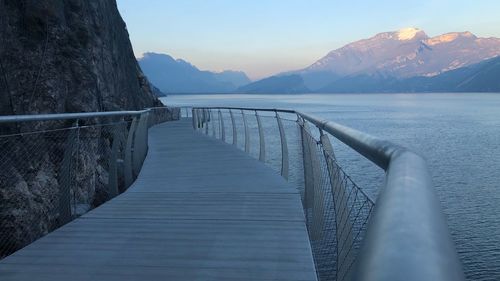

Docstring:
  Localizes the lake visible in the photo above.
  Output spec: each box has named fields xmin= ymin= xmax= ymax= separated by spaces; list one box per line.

xmin=161 ymin=93 xmax=500 ymax=281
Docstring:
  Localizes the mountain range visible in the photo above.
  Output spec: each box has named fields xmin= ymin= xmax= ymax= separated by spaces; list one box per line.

xmin=138 ymin=52 xmax=250 ymax=94
xmin=239 ymin=28 xmax=500 ymax=93
xmin=137 ymin=29 xmax=500 ymax=94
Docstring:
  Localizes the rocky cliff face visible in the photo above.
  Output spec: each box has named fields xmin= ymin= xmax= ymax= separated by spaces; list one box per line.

xmin=0 ymin=0 xmax=168 ymax=258
xmin=0 ymin=0 xmax=161 ymax=116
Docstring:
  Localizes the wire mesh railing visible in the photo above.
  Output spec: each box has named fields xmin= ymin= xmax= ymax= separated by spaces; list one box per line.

xmin=300 ymin=122 xmax=375 ymax=281
xmin=0 ymin=107 xmax=178 ymax=259
xmin=191 ymin=107 xmax=374 ymax=280
xmin=191 ymin=106 xmax=464 ymax=281
xmin=0 ymin=105 xmax=463 ymax=281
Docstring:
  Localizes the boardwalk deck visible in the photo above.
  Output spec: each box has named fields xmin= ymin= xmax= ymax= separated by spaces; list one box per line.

xmin=0 ymin=119 xmax=317 ymax=281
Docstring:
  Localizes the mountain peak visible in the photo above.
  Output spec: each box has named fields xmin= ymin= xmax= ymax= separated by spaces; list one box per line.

xmin=396 ymin=27 xmax=423 ymax=40
xmin=425 ymin=31 xmax=477 ymax=46
xmin=371 ymin=28 xmax=427 ymax=41
xmin=140 ymin=52 xmax=172 ymax=60
xmin=296 ymin=29 xmax=500 ymax=89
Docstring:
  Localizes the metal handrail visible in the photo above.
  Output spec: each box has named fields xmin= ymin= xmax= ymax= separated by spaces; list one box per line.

xmin=192 ymin=106 xmax=464 ymax=281
xmin=297 ymin=112 xmax=464 ymax=281
xmin=0 ymin=110 xmax=150 ymax=123
xmin=0 ymin=106 xmax=179 ymax=260
xmin=192 ymin=106 xmax=296 ymax=114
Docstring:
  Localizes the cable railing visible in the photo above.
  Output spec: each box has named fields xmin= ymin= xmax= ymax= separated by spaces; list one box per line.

xmin=0 ymin=104 xmax=465 ymax=281
xmin=191 ymin=106 xmax=465 ymax=281
xmin=0 ymin=106 xmax=178 ymax=259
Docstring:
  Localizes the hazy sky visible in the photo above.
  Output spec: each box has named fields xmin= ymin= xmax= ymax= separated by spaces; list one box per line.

xmin=117 ymin=0 xmax=500 ymax=80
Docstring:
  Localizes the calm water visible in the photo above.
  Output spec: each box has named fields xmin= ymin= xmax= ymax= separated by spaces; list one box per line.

xmin=161 ymin=93 xmax=500 ymax=281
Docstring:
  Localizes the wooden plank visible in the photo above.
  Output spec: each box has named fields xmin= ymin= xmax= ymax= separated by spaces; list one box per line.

xmin=0 ymin=119 xmax=317 ymax=281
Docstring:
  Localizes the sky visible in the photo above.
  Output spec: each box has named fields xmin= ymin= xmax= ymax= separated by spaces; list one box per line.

xmin=117 ymin=0 xmax=500 ymax=80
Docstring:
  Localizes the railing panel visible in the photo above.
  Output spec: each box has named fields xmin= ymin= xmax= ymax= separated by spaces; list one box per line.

xmin=232 ymin=111 xmax=245 ymax=152
xmin=191 ymin=106 xmax=464 ymax=281
xmin=124 ymin=116 xmax=138 ymax=187
xmin=276 ymin=112 xmax=289 ymax=179
xmin=0 ymin=106 xmax=177 ymax=261
xmin=132 ymin=112 xmax=149 ymax=177
xmin=58 ymin=124 xmax=78 ymax=225
xmin=242 ymin=110 xmax=250 ymax=153
xmin=256 ymin=111 xmax=265 ymax=162
xmin=298 ymin=119 xmax=374 ymax=281
xmin=301 ymin=122 xmax=315 ymax=209
xmin=204 ymin=109 xmax=210 ymax=135
xmin=229 ymin=110 xmax=237 ymax=145
xmin=260 ymin=113 xmax=282 ymax=174
xmin=218 ymin=110 xmax=225 ymax=142
xmin=245 ymin=111 xmax=261 ymax=159
xmin=0 ymin=128 xmax=72 ymax=259
xmin=209 ymin=109 xmax=216 ymax=137
xmin=107 ymin=119 xmax=124 ymax=198
xmin=283 ymin=117 xmax=305 ymax=197
xmin=191 ymin=108 xmax=197 ymax=129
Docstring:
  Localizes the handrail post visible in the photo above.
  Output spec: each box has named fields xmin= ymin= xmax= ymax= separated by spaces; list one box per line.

xmin=230 ymin=109 xmax=237 ymax=145
xmin=242 ymin=110 xmax=250 ymax=153
xmin=107 ymin=118 xmax=124 ymax=198
xmin=132 ymin=111 xmax=149 ymax=177
xmin=302 ymin=121 xmax=324 ymax=241
xmin=197 ymin=108 xmax=202 ymax=129
xmin=200 ymin=108 xmax=206 ymax=130
xmin=319 ymin=129 xmax=335 ymax=159
xmin=219 ymin=110 xmax=225 ymax=142
xmin=58 ymin=120 xmax=78 ymax=225
xmin=210 ymin=109 xmax=216 ymax=137
xmin=147 ymin=109 xmax=155 ymax=128
xmin=124 ymin=116 xmax=138 ymax=187
xmin=192 ymin=108 xmax=197 ymax=129
xmin=276 ymin=111 xmax=289 ymax=180
xmin=300 ymin=120 xmax=314 ymax=208
xmin=200 ymin=108 xmax=204 ymax=129
xmin=299 ymin=118 xmax=311 ymax=213
xmin=256 ymin=110 xmax=265 ymax=162
xmin=204 ymin=109 xmax=209 ymax=135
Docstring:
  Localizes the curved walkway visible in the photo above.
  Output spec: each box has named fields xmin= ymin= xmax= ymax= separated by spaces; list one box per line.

xmin=0 ymin=119 xmax=317 ymax=281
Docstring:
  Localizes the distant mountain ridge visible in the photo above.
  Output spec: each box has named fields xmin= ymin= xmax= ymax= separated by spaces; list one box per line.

xmin=237 ymin=75 xmax=308 ymax=94
xmin=138 ymin=52 xmax=250 ymax=94
xmin=239 ymin=28 xmax=500 ymax=93
xmin=317 ymin=56 xmax=500 ymax=93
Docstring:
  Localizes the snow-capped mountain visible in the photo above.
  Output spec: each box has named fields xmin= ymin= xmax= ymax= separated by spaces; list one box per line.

xmin=308 ymin=28 xmax=500 ymax=77
xmin=300 ymin=28 xmax=500 ymax=89
xmin=239 ymin=28 xmax=500 ymax=92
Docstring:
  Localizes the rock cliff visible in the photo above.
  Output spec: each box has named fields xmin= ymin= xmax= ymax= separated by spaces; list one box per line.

xmin=0 ymin=0 xmax=161 ymax=116
xmin=0 ymin=0 xmax=168 ymax=258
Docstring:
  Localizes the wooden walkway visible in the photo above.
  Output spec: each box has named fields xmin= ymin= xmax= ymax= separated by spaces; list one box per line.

xmin=0 ymin=119 xmax=317 ymax=281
